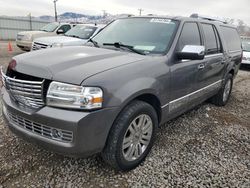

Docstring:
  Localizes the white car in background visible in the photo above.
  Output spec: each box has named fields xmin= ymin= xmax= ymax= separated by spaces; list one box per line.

xmin=32 ymin=24 xmax=105 ymax=51
xmin=16 ymin=22 xmax=74 ymax=51
xmin=242 ymin=38 xmax=250 ymax=65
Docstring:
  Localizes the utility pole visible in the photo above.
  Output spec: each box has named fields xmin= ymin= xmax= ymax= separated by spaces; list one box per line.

xmin=102 ymin=10 xmax=107 ymax=18
xmin=138 ymin=9 xmax=143 ymax=16
xmin=53 ymin=0 xmax=58 ymax=22
xmin=28 ymin=13 xmax=32 ymax=30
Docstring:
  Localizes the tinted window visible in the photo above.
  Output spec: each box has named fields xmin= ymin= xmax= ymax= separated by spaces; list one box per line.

xmin=58 ymin=25 xmax=71 ymax=33
xmin=177 ymin=22 xmax=201 ymax=51
xmin=220 ymin=26 xmax=241 ymax=52
xmin=202 ymin=24 xmax=221 ymax=54
xmin=93 ymin=18 xmax=178 ymax=54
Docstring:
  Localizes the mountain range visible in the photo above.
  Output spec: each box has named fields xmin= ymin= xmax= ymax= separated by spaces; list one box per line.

xmin=39 ymin=12 xmax=108 ymax=22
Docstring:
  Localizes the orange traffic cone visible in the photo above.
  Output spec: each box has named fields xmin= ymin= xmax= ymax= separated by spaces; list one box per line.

xmin=8 ymin=41 xmax=13 ymax=52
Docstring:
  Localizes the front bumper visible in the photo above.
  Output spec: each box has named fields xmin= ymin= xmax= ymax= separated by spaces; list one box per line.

xmin=2 ymin=88 xmax=118 ymax=157
xmin=16 ymin=40 xmax=32 ymax=51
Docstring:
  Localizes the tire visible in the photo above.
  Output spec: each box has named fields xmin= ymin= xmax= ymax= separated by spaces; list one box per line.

xmin=210 ymin=74 xmax=233 ymax=106
xmin=102 ymin=100 xmax=158 ymax=171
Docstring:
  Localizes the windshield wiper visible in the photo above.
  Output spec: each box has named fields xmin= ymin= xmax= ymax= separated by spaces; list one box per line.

xmin=88 ymin=38 xmax=100 ymax=47
xmin=66 ymin=35 xmax=80 ymax=38
xmin=40 ymin=29 xmax=48 ymax=32
xmin=103 ymin=42 xmax=146 ymax=55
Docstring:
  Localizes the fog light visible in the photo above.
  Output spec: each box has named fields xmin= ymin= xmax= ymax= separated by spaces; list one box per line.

xmin=51 ymin=129 xmax=63 ymax=139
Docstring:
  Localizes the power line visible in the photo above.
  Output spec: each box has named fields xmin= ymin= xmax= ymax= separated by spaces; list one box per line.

xmin=102 ymin=10 xmax=107 ymax=18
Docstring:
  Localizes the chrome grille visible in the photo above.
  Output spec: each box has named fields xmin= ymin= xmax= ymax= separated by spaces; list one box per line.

xmin=32 ymin=42 xmax=49 ymax=51
xmin=5 ymin=108 xmax=73 ymax=143
xmin=1 ymin=69 xmax=45 ymax=109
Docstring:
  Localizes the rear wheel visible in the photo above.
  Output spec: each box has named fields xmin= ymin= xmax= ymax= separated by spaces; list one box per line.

xmin=102 ymin=100 xmax=158 ymax=171
xmin=210 ymin=74 xmax=233 ymax=106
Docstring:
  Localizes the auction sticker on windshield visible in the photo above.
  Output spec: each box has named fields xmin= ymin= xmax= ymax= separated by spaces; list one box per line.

xmin=150 ymin=18 xmax=173 ymax=24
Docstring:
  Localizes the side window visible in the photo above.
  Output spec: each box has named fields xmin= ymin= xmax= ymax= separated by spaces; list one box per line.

xmin=58 ymin=25 xmax=71 ymax=33
xmin=177 ymin=22 xmax=201 ymax=51
xmin=220 ymin=26 xmax=241 ymax=52
xmin=201 ymin=24 xmax=219 ymax=55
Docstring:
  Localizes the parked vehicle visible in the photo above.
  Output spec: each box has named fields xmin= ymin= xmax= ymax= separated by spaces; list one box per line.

xmin=31 ymin=24 xmax=105 ymax=51
xmin=16 ymin=22 xmax=74 ymax=51
xmin=2 ymin=15 xmax=242 ymax=171
xmin=241 ymin=37 xmax=250 ymax=65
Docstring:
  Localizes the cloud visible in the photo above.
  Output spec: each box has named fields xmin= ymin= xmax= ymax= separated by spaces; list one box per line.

xmin=0 ymin=0 xmax=249 ymax=25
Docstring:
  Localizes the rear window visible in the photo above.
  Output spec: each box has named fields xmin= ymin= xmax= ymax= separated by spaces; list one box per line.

xmin=220 ymin=26 xmax=241 ymax=52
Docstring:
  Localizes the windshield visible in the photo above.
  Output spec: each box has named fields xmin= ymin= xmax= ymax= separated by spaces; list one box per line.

xmin=242 ymin=40 xmax=250 ymax=52
xmin=40 ymin=22 xmax=60 ymax=32
xmin=92 ymin=18 xmax=178 ymax=54
xmin=65 ymin=25 xmax=97 ymax=39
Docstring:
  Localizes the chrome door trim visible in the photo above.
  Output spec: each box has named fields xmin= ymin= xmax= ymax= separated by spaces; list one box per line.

xmin=161 ymin=80 xmax=222 ymax=110
xmin=205 ymin=53 xmax=223 ymax=58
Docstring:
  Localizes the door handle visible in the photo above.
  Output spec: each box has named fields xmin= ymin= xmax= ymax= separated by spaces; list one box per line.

xmin=198 ymin=64 xmax=205 ymax=70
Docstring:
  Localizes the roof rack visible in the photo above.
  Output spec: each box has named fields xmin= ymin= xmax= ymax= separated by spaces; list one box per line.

xmin=190 ymin=13 xmax=228 ymax=24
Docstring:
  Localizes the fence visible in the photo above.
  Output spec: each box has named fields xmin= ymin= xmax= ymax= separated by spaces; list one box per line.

xmin=0 ymin=16 xmax=50 ymax=40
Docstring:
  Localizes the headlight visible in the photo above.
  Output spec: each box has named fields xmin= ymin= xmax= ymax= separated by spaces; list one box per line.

xmin=51 ymin=43 xmax=63 ymax=48
xmin=22 ymin=34 xmax=32 ymax=41
xmin=46 ymin=81 xmax=103 ymax=110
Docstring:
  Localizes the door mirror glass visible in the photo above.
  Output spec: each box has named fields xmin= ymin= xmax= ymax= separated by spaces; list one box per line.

xmin=177 ymin=45 xmax=205 ymax=60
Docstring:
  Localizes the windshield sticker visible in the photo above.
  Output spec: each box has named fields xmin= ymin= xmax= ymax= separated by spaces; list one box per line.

xmin=84 ymin=29 xmax=94 ymax=31
xmin=134 ymin=45 xmax=155 ymax=51
xmin=150 ymin=18 xmax=173 ymax=24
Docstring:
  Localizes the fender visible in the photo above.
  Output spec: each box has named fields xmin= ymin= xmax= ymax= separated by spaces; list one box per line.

xmin=107 ymin=77 xmax=163 ymax=110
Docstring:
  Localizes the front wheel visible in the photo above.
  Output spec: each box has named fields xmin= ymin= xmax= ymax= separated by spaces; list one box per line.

xmin=102 ymin=100 xmax=158 ymax=171
xmin=210 ymin=74 xmax=233 ymax=106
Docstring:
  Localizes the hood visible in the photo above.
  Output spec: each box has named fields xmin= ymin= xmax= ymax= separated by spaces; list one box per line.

xmin=18 ymin=31 xmax=47 ymax=36
xmin=18 ymin=30 xmax=56 ymax=39
xmin=34 ymin=36 xmax=86 ymax=46
xmin=13 ymin=46 xmax=147 ymax=85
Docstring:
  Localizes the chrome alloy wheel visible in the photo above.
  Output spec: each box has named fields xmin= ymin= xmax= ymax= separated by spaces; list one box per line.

xmin=122 ymin=114 xmax=153 ymax=161
xmin=223 ymin=79 xmax=232 ymax=102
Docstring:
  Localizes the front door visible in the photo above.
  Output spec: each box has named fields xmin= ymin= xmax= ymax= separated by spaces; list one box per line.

xmin=169 ymin=22 xmax=204 ymax=115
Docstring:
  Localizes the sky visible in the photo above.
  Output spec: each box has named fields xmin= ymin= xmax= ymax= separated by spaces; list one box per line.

xmin=0 ymin=0 xmax=249 ymax=25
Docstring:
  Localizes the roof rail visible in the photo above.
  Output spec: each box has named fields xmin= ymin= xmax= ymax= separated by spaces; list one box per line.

xmin=190 ymin=13 xmax=228 ymax=24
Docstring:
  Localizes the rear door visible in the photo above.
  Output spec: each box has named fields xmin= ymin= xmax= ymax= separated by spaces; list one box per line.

xmin=219 ymin=26 xmax=242 ymax=73
xmin=194 ymin=23 xmax=225 ymax=96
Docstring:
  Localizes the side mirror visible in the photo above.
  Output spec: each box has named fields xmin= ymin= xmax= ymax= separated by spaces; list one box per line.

xmin=57 ymin=29 xmax=64 ymax=34
xmin=176 ymin=45 xmax=205 ymax=60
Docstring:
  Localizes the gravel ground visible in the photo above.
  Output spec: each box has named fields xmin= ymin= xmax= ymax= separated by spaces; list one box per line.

xmin=0 ymin=41 xmax=249 ymax=187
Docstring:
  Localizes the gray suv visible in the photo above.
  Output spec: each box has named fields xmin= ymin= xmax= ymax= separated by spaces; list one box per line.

xmin=1 ymin=15 xmax=242 ymax=171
